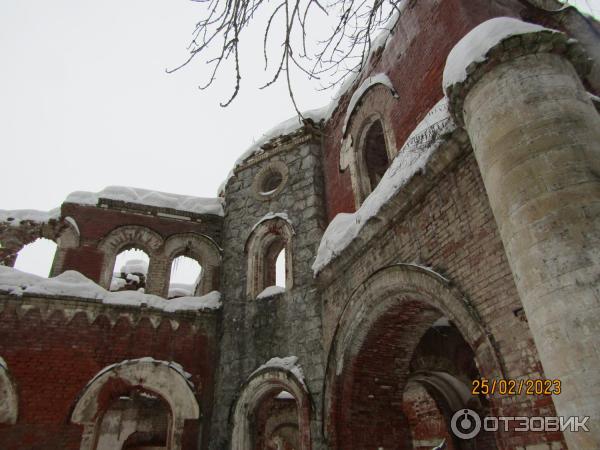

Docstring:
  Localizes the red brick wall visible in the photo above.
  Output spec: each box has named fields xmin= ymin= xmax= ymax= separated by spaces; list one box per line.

xmin=322 ymin=151 xmax=567 ymax=449
xmin=0 ymin=299 xmax=217 ymax=450
xmin=320 ymin=0 xmax=522 ymax=222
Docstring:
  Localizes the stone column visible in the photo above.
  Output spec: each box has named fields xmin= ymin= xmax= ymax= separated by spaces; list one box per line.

xmin=445 ymin=18 xmax=600 ymax=448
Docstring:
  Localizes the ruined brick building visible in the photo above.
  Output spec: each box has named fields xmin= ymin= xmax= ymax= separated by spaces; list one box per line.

xmin=1 ymin=0 xmax=599 ymax=449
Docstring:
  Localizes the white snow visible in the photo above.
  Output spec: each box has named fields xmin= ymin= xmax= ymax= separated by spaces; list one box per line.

xmin=0 ymin=266 xmax=221 ymax=313
xmin=250 ymin=212 xmax=293 ymax=235
xmin=252 ymin=356 xmax=306 ymax=387
xmin=342 ymin=73 xmax=398 ymax=135
xmin=0 ymin=208 xmax=60 ymax=226
xmin=65 ymin=186 xmax=224 ymax=217
xmin=233 ymin=107 xmax=330 ymax=169
xmin=312 ymin=98 xmax=454 ymax=275
xmin=126 ymin=273 xmax=140 ymax=283
xmin=275 ymin=390 xmax=295 ymax=400
xmin=257 ymin=285 xmax=286 ymax=299
xmin=168 ymin=283 xmax=195 ymax=298
xmin=121 ymin=259 xmax=148 ymax=276
xmin=110 ymin=277 xmax=126 ymax=291
xmin=443 ymin=17 xmax=557 ymax=91
xmin=64 ymin=216 xmax=80 ymax=235
xmin=218 ymin=4 xmax=406 ymax=194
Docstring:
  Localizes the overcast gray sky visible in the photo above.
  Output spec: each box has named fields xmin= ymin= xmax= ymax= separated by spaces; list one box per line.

xmin=1 ymin=0 xmax=598 ymax=277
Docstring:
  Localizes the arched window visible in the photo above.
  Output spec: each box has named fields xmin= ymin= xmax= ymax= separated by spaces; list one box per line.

xmin=362 ymin=120 xmax=389 ymax=192
xmin=110 ymin=248 xmax=149 ymax=292
xmin=97 ymin=225 xmax=164 ymax=295
xmin=14 ymin=238 xmax=57 ymax=277
xmin=232 ymin=362 xmax=311 ymax=450
xmin=168 ymin=255 xmax=203 ymax=298
xmin=163 ymin=233 xmax=221 ymax=298
xmin=246 ymin=217 xmax=294 ymax=299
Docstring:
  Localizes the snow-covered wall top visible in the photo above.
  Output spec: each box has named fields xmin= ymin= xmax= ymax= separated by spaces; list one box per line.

xmin=0 ymin=266 xmax=221 ymax=313
xmin=0 ymin=208 xmax=60 ymax=226
xmin=218 ymin=6 xmax=405 ymax=196
xmin=66 ymin=186 xmax=224 ymax=217
xmin=312 ymin=98 xmax=455 ymax=275
xmin=442 ymin=17 xmax=557 ymax=91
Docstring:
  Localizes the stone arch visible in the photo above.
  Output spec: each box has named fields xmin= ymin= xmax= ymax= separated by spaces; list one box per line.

xmin=231 ymin=366 xmax=311 ymax=450
xmin=71 ymin=358 xmax=200 ymax=450
xmin=50 ymin=217 xmax=81 ymax=276
xmin=323 ymin=264 xmax=504 ymax=448
xmin=0 ymin=357 xmax=18 ymax=425
xmin=245 ymin=217 xmax=294 ymax=299
xmin=163 ymin=233 xmax=221 ymax=297
xmin=340 ymin=85 xmax=398 ymax=207
xmin=97 ymin=225 xmax=164 ymax=293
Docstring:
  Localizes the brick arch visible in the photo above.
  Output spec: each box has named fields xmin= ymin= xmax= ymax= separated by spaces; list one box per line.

xmin=340 ymin=85 xmax=398 ymax=208
xmin=245 ymin=217 xmax=294 ymax=299
xmin=97 ymin=225 xmax=164 ymax=292
xmin=71 ymin=358 xmax=199 ymax=450
xmin=0 ymin=357 xmax=18 ymax=425
xmin=163 ymin=233 xmax=221 ymax=297
xmin=323 ymin=264 xmax=504 ymax=448
xmin=231 ymin=366 xmax=311 ymax=450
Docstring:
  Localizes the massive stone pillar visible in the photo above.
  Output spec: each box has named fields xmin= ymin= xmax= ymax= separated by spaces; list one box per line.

xmin=444 ymin=18 xmax=600 ymax=448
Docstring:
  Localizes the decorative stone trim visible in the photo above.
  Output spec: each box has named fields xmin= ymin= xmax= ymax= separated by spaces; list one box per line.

xmin=444 ymin=21 xmax=592 ymax=126
xmin=251 ymin=161 xmax=290 ymax=201
xmin=71 ymin=358 xmax=200 ymax=450
xmin=245 ymin=217 xmax=294 ymax=299
xmin=231 ymin=365 xmax=311 ymax=450
xmin=0 ymin=356 xmax=18 ymax=425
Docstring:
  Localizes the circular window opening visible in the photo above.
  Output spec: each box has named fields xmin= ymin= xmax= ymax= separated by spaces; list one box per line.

xmin=261 ymin=169 xmax=284 ymax=195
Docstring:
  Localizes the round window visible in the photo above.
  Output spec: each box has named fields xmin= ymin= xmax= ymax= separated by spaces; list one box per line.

xmin=261 ymin=169 xmax=283 ymax=194
xmin=252 ymin=161 xmax=288 ymax=200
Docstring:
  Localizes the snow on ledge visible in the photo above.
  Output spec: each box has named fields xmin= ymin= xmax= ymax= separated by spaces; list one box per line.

xmin=250 ymin=212 xmax=293 ymax=235
xmin=312 ymin=98 xmax=455 ymax=275
xmin=251 ymin=356 xmax=306 ymax=388
xmin=0 ymin=266 xmax=221 ymax=313
xmin=442 ymin=17 xmax=557 ymax=91
xmin=65 ymin=186 xmax=224 ymax=217
xmin=0 ymin=208 xmax=60 ymax=227
xmin=342 ymin=73 xmax=398 ymax=135
xmin=257 ymin=285 xmax=286 ymax=299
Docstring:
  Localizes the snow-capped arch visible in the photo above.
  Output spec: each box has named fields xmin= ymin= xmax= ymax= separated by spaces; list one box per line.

xmin=71 ymin=358 xmax=199 ymax=450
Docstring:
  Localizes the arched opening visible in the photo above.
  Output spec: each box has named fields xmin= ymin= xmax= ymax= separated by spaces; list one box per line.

xmin=95 ymin=389 xmax=170 ymax=450
xmin=326 ymin=265 xmax=506 ymax=450
xmin=231 ymin=366 xmax=311 ymax=450
xmin=252 ymin=388 xmax=300 ymax=450
xmin=71 ymin=358 xmax=200 ymax=450
xmin=110 ymin=248 xmax=149 ymax=292
xmin=168 ymin=255 xmax=203 ymax=298
xmin=13 ymin=237 xmax=57 ymax=277
xmin=362 ymin=120 xmax=389 ymax=193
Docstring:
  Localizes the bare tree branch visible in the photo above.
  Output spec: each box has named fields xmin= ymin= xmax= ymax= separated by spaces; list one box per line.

xmin=168 ymin=0 xmax=403 ymax=108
